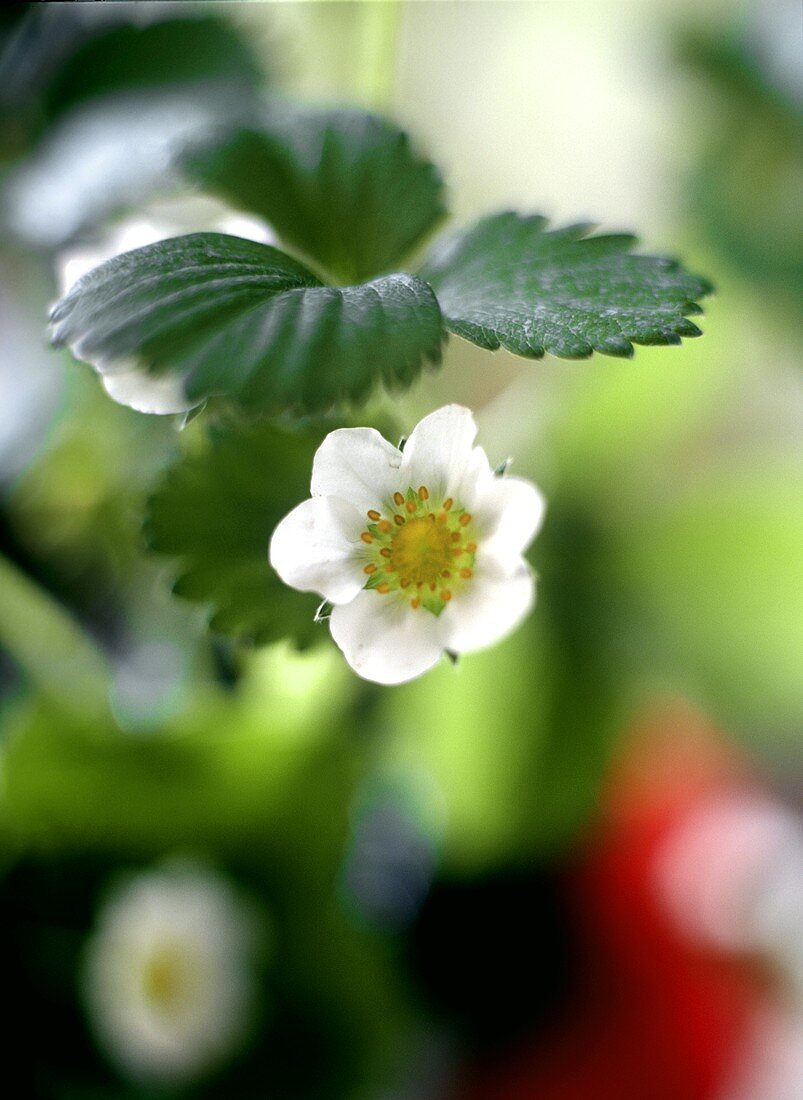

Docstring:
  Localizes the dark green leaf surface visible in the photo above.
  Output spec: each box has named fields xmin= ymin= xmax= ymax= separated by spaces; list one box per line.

xmin=183 ymin=104 xmax=447 ymax=283
xmin=49 ymin=233 xmax=444 ymax=416
xmin=145 ymin=421 xmax=325 ymax=646
xmin=421 ymin=213 xmax=713 ymax=359
xmin=42 ymin=17 xmax=263 ymax=119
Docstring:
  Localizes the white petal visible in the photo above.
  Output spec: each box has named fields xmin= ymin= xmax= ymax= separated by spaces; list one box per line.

xmin=269 ymin=496 xmax=366 ymax=604
xmin=399 ymin=405 xmax=478 ymax=500
xmin=329 ymin=591 xmax=444 ymax=685
xmin=441 ymin=556 xmax=535 ymax=653
xmin=311 ymin=427 xmax=402 ymax=512
xmin=101 ymin=364 xmax=197 ymax=415
xmin=453 ymin=445 xmax=495 ymax=511
xmin=475 ymin=476 xmax=546 ymax=563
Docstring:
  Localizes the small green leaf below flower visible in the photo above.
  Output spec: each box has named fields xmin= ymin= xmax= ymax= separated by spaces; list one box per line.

xmin=421 ymin=212 xmax=713 ymax=359
xmin=144 ymin=421 xmax=328 ymax=647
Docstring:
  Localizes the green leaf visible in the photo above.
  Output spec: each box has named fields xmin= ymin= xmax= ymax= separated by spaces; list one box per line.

xmin=145 ymin=421 xmax=326 ymax=647
xmin=182 ymin=104 xmax=447 ymax=283
xmin=49 ymin=232 xmax=444 ymax=416
xmin=421 ymin=212 xmax=713 ymax=359
xmin=41 ymin=17 xmax=264 ymax=120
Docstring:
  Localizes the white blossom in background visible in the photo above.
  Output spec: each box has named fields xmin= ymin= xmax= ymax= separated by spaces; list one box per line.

xmin=55 ymin=194 xmax=274 ymax=415
xmin=4 ymin=91 xmax=246 ymax=249
xmin=654 ymin=793 xmax=803 ymax=1006
xmin=270 ymin=405 xmax=545 ymax=685
xmin=82 ymin=863 xmax=262 ymax=1087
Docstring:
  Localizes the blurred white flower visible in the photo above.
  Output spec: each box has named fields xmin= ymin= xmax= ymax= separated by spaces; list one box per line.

xmin=4 ymin=91 xmax=244 ymax=249
xmin=654 ymin=793 xmax=803 ymax=1006
xmin=270 ymin=404 xmax=545 ymax=685
xmin=82 ymin=863 xmax=261 ymax=1087
xmin=55 ymin=194 xmax=274 ymax=415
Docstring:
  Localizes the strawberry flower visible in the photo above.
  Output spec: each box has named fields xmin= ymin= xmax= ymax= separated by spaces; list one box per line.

xmin=270 ymin=405 xmax=545 ymax=684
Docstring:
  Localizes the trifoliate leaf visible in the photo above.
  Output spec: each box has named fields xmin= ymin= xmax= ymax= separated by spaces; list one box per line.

xmin=49 ymin=233 xmax=444 ymax=416
xmin=421 ymin=213 xmax=713 ymax=359
xmin=182 ymin=104 xmax=447 ymax=283
xmin=145 ymin=421 xmax=326 ymax=647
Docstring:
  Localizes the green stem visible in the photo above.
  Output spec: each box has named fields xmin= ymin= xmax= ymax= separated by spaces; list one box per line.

xmin=356 ymin=0 xmax=403 ymax=112
xmin=0 ymin=553 xmax=110 ymax=720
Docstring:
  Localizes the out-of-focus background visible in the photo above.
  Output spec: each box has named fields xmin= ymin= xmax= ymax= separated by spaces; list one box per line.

xmin=0 ymin=2 xmax=801 ymax=1097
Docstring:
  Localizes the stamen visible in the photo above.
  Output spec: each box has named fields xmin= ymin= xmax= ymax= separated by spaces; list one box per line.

xmin=410 ymin=597 xmax=421 ymax=609
xmin=451 ymin=532 xmax=461 ymax=542
xmin=393 ymin=491 xmax=404 ymax=506
xmin=429 ymin=582 xmax=437 ymax=592
xmin=360 ymin=532 xmax=373 ymax=544
xmin=400 ymin=578 xmax=411 ymax=588
xmin=443 ymin=498 xmax=453 ymax=511
xmin=465 ymin=542 xmax=477 ymax=552
xmin=377 ymin=583 xmax=390 ymax=594
xmin=459 ymin=513 xmax=472 ymax=526
xmin=440 ymin=589 xmax=452 ymax=601
xmin=441 ymin=570 xmax=451 ymax=578
xmin=405 ymin=499 xmax=416 ymax=513
xmin=394 ymin=514 xmax=405 ymax=526
xmin=378 ymin=520 xmax=392 ymax=533
xmin=367 ymin=510 xmax=381 ymax=521
xmin=460 ymin=568 xmax=473 ymax=579
xmin=418 ymin=486 xmax=429 ymax=500
xmin=380 ymin=548 xmax=392 ymax=558
xmin=437 ymin=512 xmax=448 ymax=524
xmin=364 ymin=564 xmax=377 ymax=574
xmin=452 ymin=549 xmax=463 ymax=558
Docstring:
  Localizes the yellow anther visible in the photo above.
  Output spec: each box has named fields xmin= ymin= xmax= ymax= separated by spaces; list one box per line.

xmin=393 ymin=491 xmax=404 ymax=506
xmin=380 ymin=548 xmax=392 ymax=558
xmin=360 ymin=531 xmax=373 ymax=544
xmin=459 ymin=513 xmax=472 ymax=526
xmin=378 ymin=520 xmax=392 ymax=533
xmin=441 ymin=569 xmax=451 ymax=578
xmin=451 ymin=532 xmax=462 ymax=542
xmin=394 ymin=514 xmax=405 ymax=526
xmin=418 ymin=486 xmax=429 ymax=500
xmin=367 ymin=509 xmax=381 ymax=521
xmin=364 ymin=564 xmax=377 ymax=574
xmin=440 ymin=589 xmax=452 ymax=601
xmin=437 ymin=511 xmax=448 ymax=524
xmin=443 ymin=498 xmax=453 ymax=511
xmin=400 ymin=578 xmax=411 ymax=589
xmin=429 ymin=582 xmax=437 ymax=592
xmin=452 ymin=548 xmax=463 ymax=558
xmin=465 ymin=541 xmax=477 ymax=552
xmin=460 ymin=567 xmax=473 ymax=579
xmin=405 ymin=499 xmax=416 ymax=513
xmin=410 ymin=597 xmax=421 ymax=609
xmin=377 ymin=582 xmax=390 ymax=594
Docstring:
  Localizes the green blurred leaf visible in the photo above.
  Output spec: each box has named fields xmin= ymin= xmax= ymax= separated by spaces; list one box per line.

xmin=49 ymin=233 xmax=444 ymax=416
xmin=421 ymin=212 xmax=712 ymax=359
xmin=681 ymin=34 xmax=803 ymax=303
xmin=182 ymin=104 xmax=447 ymax=283
xmin=42 ymin=17 xmax=263 ymax=119
xmin=145 ymin=420 xmax=329 ymax=646
xmin=617 ymin=460 xmax=803 ymax=739
xmin=0 ymin=10 xmax=263 ymax=164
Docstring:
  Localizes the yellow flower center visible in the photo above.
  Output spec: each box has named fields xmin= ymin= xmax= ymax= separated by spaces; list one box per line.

xmin=389 ymin=516 xmax=452 ymax=586
xmin=141 ymin=945 xmax=193 ymax=1013
xmin=359 ymin=485 xmax=477 ymax=615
